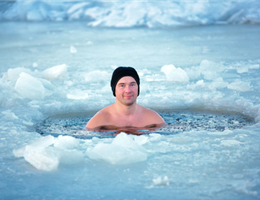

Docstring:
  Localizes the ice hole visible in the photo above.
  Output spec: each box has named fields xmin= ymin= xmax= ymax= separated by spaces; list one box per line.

xmin=35 ymin=110 xmax=255 ymax=139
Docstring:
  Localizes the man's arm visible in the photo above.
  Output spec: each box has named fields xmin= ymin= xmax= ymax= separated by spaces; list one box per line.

xmin=144 ymin=108 xmax=166 ymax=125
xmin=86 ymin=110 xmax=108 ymax=130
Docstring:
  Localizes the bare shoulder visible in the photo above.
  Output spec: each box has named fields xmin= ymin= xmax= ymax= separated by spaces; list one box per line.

xmin=141 ymin=106 xmax=165 ymax=124
xmin=86 ymin=106 xmax=112 ymax=129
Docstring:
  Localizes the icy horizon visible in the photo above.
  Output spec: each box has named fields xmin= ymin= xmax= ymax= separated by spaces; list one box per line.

xmin=1 ymin=0 xmax=260 ymax=27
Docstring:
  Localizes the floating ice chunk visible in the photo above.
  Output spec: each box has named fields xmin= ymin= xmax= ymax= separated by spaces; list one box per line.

xmin=70 ymin=45 xmax=77 ymax=53
xmin=42 ymin=64 xmax=68 ymax=80
xmin=67 ymin=90 xmax=88 ymax=100
xmin=13 ymin=146 xmax=26 ymax=158
xmin=199 ymin=60 xmax=224 ymax=80
xmin=84 ymin=70 xmax=110 ymax=82
xmin=161 ymin=64 xmax=189 ymax=82
xmin=187 ymin=79 xmax=206 ymax=90
xmin=13 ymin=135 xmax=58 ymax=171
xmin=112 ymin=133 xmax=146 ymax=152
xmin=228 ymin=80 xmax=251 ymax=92
xmin=54 ymin=135 xmax=80 ymax=150
xmin=209 ymin=77 xmax=228 ymax=90
xmin=86 ymin=142 xmax=147 ymax=165
xmin=38 ymin=78 xmax=55 ymax=92
xmin=185 ymin=60 xmax=224 ymax=81
xmin=13 ymin=135 xmax=55 ymax=157
xmin=184 ymin=66 xmax=201 ymax=80
xmin=196 ymin=80 xmax=205 ymax=86
xmin=13 ymin=135 xmax=84 ymax=170
xmin=15 ymin=72 xmax=46 ymax=100
xmin=54 ymin=135 xmax=84 ymax=166
xmin=213 ymin=77 xmax=228 ymax=87
xmin=200 ymin=60 xmax=225 ymax=72
xmin=153 ymin=176 xmax=170 ymax=186
xmin=86 ymin=132 xmax=147 ymax=165
xmin=134 ymin=135 xmax=149 ymax=146
xmin=24 ymin=146 xmax=59 ymax=171
xmin=4 ymin=67 xmax=33 ymax=81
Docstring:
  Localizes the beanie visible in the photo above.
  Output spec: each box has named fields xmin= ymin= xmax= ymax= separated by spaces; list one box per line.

xmin=110 ymin=66 xmax=140 ymax=96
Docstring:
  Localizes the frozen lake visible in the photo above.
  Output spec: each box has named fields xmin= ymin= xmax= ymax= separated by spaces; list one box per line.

xmin=1 ymin=22 xmax=260 ymax=199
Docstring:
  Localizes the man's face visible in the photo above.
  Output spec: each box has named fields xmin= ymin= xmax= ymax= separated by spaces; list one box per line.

xmin=115 ymin=76 xmax=138 ymax=106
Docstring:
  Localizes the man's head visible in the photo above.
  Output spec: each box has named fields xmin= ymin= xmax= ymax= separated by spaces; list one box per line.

xmin=110 ymin=66 xmax=140 ymax=97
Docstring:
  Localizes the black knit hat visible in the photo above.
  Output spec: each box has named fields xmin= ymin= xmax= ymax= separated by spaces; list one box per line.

xmin=110 ymin=66 xmax=140 ymax=96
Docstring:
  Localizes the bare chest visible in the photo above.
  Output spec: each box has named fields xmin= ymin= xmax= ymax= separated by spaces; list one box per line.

xmin=109 ymin=113 xmax=146 ymax=127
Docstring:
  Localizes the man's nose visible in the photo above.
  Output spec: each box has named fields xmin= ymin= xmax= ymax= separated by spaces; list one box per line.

xmin=125 ymin=85 xmax=131 ymax=92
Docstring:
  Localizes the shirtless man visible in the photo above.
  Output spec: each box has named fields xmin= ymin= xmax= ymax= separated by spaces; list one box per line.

xmin=86 ymin=66 xmax=165 ymax=132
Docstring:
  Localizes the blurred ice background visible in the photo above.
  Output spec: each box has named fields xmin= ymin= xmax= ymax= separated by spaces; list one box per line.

xmin=1 ymin=0 xmax=260 ymax=199
xmin=1 ymin=0 xmax=260 ymax=26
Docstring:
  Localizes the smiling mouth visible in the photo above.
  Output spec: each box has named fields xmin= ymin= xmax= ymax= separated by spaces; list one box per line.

xmin=124 ymin=94 xmax=133 ymax=98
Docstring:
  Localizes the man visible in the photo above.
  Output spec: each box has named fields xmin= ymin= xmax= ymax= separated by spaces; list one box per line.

xmin=86 ymin=66 xmax=165 ymax=132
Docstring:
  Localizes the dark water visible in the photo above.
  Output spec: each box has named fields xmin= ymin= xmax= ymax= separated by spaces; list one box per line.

xmin=36 ymin=110 xmax=254 ymax=139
